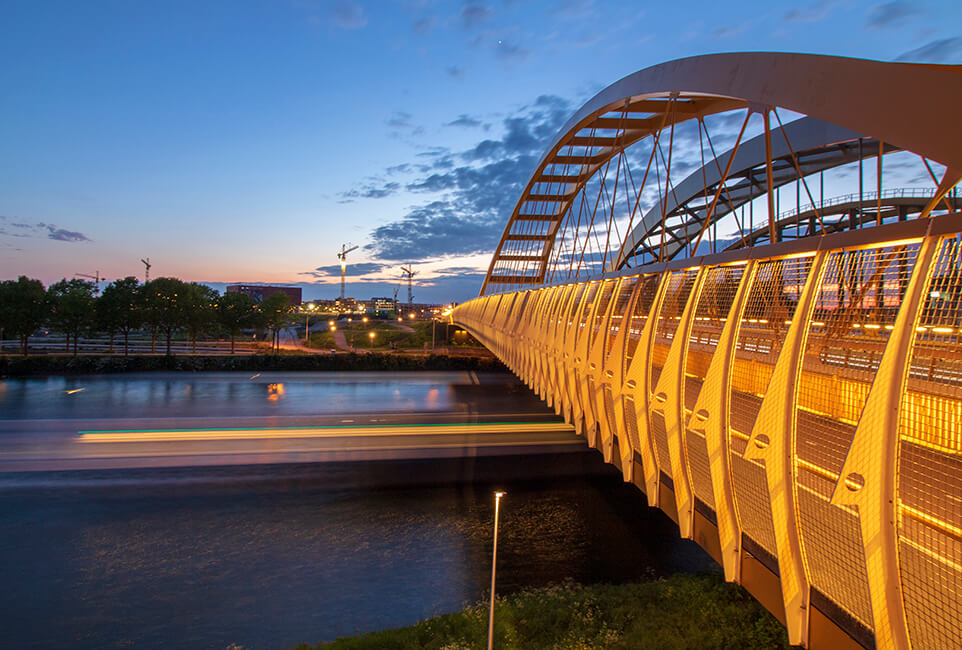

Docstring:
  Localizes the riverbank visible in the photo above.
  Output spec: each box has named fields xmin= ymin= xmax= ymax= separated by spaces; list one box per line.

xmin=0 ymin=350 xmax=503 ymax=376
xmin=293 ymin=573 xmax=789 ymax=649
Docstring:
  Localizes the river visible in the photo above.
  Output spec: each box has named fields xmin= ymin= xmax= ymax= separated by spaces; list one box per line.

xmin=0 ymin=371 xmax=714 ymax=649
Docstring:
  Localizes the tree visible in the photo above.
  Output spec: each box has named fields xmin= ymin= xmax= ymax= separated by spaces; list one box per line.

xmin=0 ymin=276 xmax=48 ymax=355
xmin=260 ymin=291 xmax=292 ymax=354
xmin=141 ymin=277 xmax=188 ymax=356
xmin=216 ymin=290 xmax=256 ymax=354
xmin=47 ymin=278 xmax=96 ymax=356
xmin=182 ymin=283 xmax=218 ymax=353
xmin=97 ymin=277 xmax=142 ymax=355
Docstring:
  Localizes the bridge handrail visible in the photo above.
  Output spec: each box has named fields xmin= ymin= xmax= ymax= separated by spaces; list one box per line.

xmin=776 ymin=187 xmax=944 ymax=221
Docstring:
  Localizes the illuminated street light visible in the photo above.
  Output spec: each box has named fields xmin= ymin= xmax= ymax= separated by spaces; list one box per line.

xmin=487 ymin=491 xmax=506 ymax=650
xmin=362 ymin=316 xmax=369 ymax=323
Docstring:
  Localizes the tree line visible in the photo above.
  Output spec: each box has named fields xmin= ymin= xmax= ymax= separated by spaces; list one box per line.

xmin=0 ymin=276 xmax=294 ymax=356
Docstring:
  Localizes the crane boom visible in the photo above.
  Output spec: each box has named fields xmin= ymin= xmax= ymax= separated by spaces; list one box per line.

xmin=400 ymin=265 xmax=417 ymax=305
xmin=336 ymin=243 xmax=360 ymax=301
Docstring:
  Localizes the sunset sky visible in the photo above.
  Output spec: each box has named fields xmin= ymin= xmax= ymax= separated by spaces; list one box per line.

xmin=3 ymin=0 xmax=961 ymax=302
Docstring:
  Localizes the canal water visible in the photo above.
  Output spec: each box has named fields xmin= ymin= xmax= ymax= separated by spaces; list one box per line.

xmin=0 ymin=372 xmax=715 ymax=649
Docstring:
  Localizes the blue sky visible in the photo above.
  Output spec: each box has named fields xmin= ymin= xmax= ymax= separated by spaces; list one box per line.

xmin=2 ymin=0 xmax=961 ymax=302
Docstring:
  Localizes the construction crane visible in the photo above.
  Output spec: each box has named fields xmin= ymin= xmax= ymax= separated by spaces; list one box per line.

xmin=336 ymin=243 xmax=359 ymax=301
xmin=75 ymin=270 xmax=103 ymax=294
xmin=392 ymin=286 xmax=400 ymax=316
xmin=140 ymin=258 xmax=151 ymax=284
xmin=401 ymin=265 xmax=417 ymax=304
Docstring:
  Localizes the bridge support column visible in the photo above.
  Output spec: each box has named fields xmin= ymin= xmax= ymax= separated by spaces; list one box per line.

xmin=831 ymin=232 xmax=939 ymax=650
xmin=690 ymin=260 xmax=755 ymax=582
xmin=744 ymin=249 xmax=827 ymax=647
xmin=651 ymin=267 xmax=705 ymax=539
xmin=624 ymin=273 xmax=670 ymax=505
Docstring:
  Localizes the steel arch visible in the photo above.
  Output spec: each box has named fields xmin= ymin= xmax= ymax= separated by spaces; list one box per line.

xmin=482 ymin=53 xmax=962 ymax=296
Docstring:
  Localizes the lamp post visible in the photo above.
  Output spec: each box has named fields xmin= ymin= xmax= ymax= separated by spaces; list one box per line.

xmin=368 ymin=330 xmax=375 ymax=348
xmin=487 ymin=491 xmax=506 ymax=650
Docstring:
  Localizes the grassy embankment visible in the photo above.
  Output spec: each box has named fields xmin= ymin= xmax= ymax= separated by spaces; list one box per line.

xmin=291 ymin=574 xmax=790 ymax=650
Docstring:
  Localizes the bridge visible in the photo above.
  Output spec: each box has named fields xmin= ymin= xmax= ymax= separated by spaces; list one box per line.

xmin=450 ymin=53 xmax=962 ymax=650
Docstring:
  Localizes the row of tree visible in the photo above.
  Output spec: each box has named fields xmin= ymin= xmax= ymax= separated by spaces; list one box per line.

xmin=0 ymin=276 xmax=294 ymax=356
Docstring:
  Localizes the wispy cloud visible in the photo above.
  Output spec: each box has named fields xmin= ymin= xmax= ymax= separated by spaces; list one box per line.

xmin=783 ymin=0 xmax=836 ymax=24
xmin=496 ymin=41 xmax=531 ymax=62
xmin=446 ymin=65 xmax=466 ymax=79
xmin=896 ymin=37 xmax=962 ymax=62
xmin=331 ymin=0 xmax=367 ymax=29
xmin=866 ymin=1 xmax=919 ymax=29
xmin=301 ymin=261 xmax=388 ymax=279
xmin=445 ymin=114 xmax=484 ymax=128
xmin=341 ymin=181 xmax=401 ymax=200
xmin=461 ymin=2 xmax=492 ymax=29
xmin=0 ymin=216 xmax=91 ymax=243
xmin=357 ymin=95 xmax=573 ymax=261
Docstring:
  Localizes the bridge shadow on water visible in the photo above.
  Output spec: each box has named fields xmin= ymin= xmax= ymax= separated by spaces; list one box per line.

xmin=0 ymin=452 xmax=714 ymax=650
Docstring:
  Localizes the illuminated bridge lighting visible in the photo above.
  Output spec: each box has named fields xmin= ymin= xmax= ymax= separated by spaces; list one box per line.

xmin=455 ymin=53 xmax=962 ymax=650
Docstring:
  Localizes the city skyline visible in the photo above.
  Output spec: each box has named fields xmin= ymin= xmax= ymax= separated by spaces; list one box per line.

xmin=3 ymin=0 xmax=961 ymax=302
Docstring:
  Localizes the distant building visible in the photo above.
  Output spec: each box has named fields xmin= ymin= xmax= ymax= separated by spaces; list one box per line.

xmin=369 ymin=296 xmax=396 ymax=312
xmin=334 ymin=297 xmax=360 ymax=312
xmin=226 ymin=285 xmax=302 ymax=304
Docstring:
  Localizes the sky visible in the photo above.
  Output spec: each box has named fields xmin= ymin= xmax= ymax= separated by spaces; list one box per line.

xmin=2 ymin=0 xmax=961 ymax=303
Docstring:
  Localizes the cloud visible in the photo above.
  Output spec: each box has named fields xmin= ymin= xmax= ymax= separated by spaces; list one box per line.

xmin=446 ymin=65 xmax=466 ymax=79
xmin=445 ymin=114 xmax=483 ymax=128
xmin=0 ymin=217 xmax=91 ymax=243
xmin=387 ymin=111 xmax=414 ymax=128
xmin=360 ymin=94 xmax=573 ymax=261
xmin=341 ymin=181 xmax=401 ymax=200
xmin=866 ymin=1 xmax=919 ymax=29
xmin=896 ymin=37 xmax=962 ymax=62
xmin=461 ymin=3 xmax=492 ymax=29
xmin=413 ymin=15 xmax=434 ymax=35
xmin=46 ymin=227 xmax=91 ymax=242
xmin=331 ymin=0 xmax=367 ymax=29
xmin=783 ymin=1 xmax=836 ymax=23
xmin=302 ymin=261 xmax=388 ymax=278
xmin=496 ymin=41 xmax=530 ymax=62
xmin=552 ymin=0 xmax=597 ymax=20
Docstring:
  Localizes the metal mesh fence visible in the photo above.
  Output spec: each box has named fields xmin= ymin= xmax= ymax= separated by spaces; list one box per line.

xmin=795 ymin=242 xmax=921 ymax=629
xmin=898 ymin=234 xmax=962 ymax=649
xmin=730 ymin=255 xmax=814 ymax=558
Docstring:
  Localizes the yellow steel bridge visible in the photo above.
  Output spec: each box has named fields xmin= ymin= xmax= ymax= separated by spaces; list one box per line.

xmin=451 ymin=53 xmax=962 ymax=650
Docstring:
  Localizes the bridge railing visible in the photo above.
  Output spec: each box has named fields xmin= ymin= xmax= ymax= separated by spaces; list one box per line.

xmin=776 ymin=187 xmax=948 ymax=221
xmin=452 ymin=213 xmax=962 ymax=650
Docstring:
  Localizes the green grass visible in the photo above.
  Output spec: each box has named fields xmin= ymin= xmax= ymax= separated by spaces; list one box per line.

xmin=290 ymin=574 xmax=790 ymax=649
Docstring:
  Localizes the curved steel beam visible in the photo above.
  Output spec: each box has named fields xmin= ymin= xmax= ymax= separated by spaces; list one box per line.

xmin=725 ymin=193 xmax=962 ymax=250
xmin=613 ymin=117 xmax=901 ymax=269
xmin=482 ymin=53 xmax=962 ymax=296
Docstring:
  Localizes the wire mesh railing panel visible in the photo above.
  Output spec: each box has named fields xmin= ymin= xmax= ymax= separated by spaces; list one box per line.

xmin=591 ymin=279 xmax=617 ymax=349
xmin=624 ymin=275 xmax=660 ymax=370
xmin=898 ymin=234 xmax=962 ymax=650
xmin=650 ymin=269 xmax=699 ymax=389
xmin=730 ymin=255 xmax=813 ymax=558
xmin=606 ymin=275 xmax=638 ymax=363
xmin=683 ymin=264 xmax=747 ymax=511
xmin=795 ymin=242 xmax=921 ymax=630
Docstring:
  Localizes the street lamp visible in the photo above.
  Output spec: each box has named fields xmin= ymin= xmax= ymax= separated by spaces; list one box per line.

xmin=487 ymin=491 xmax=506 ymax=650
xmin=368 ymin=330 xmax=376 ymax=348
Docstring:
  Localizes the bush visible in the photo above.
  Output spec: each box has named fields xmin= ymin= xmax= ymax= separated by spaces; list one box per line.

xmin=0 ymin=353 xmax=505 ymax=376
xmin=293 ymin=574 xmax=789 ymax=649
